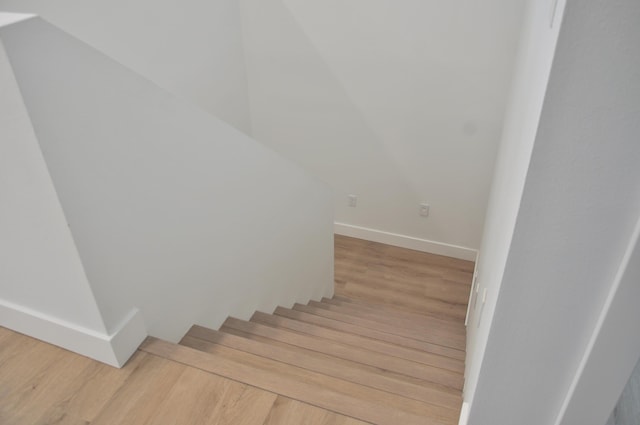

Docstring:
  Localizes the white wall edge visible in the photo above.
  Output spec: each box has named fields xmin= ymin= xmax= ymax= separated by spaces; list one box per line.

xmin=464 ymin=250 xmax=481 ymax=328
xmin=458 ymin=401 xmax=470 ymax=425
xmin=0 ymin=12 xmax=36 ymax=29
xmin=553 ymin=211 xmax=640 ymax=425
xmin=334 ymin=222 xmax=478 ymax=261
xmin=0 ymin=299 xmax=147 ymax=368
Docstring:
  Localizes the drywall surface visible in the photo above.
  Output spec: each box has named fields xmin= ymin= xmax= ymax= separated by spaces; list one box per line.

xmin=0 ymin=17 xmax=334 ymax=344
xmin=463 ymin=0 xmax=566 ymax=408
xmin=0 ymin=36 xmax=107 ymax=334
xmin=610 ymin=357 xmax=640 ymax=425
xmin=466 ymin=1 xmax=640 ymax=424
xmin=554 ymin=215 xmax=640 ymax=425
xmin=0 ymin=0 xmax=252 ymax=133
xmin=240 ymin=0 xmax=525 ymax=251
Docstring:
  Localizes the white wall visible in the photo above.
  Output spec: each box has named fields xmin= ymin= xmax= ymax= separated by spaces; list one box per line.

xmin=240 ymin=0 xmax=525 ymax=254
xmin=465 ymin=0 xmax=640 ymax=423
xmin=463 ymin=0 xmax=566 ymax=409
xmin=0 ymin=0 xmax=252 ymax=133
xmin=555 ymin=215 xmax=640 ymax=425
xmin=0 ymin=33 xmax=107 ymax=335
xmin=606 ymin=354 xmax=640 ymax=425
xmin=0 ymin=16 xmax=333 ymax=355
xmin=0 ymin=25 xmax=145 ymax=367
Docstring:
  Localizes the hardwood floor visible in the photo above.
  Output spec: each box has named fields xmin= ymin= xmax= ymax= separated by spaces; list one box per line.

xmin=0 ymin=331 xmax=365 ymax=425
xmin=334 ymin=235 xmax=474 ymax=322
xmin=0 ymin=235 xmax=472 ymax=424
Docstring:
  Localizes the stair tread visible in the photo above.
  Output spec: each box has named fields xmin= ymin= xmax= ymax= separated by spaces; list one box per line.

xmin=274 ymin=307 xmax=465 ymax=361
xmin=326 ymin=296 xmax=467 ymax=335
xmin=333 ymin=264 xmax=472 ymax=305
xmin=293 ymin=303 xmax=466 ymax=351
xmin=222 ymin=317 xmax=463 ymax=390
xmin=141 ymin=337 xmax=458 ymax=425
xmin=335 ymin=282 xmax=468 ymax=321
xmin=312 ymin=299 xmax=465 ymax=337
xmin=251 ymin=310 xmax=464 ymax=373
xmin=182 ymin=326 xmax=461 ymax=410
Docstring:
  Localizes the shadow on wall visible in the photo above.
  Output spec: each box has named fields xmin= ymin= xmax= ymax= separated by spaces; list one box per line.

xmin=240 ymin=0 xmax=419 ymax=230
xmin=240 ymin=0 xmax=524 ymax=249
xmin=0 ymin=15 xmax=334 ymax=354
xmin=608 ymin=357 xmax=640 ymax=425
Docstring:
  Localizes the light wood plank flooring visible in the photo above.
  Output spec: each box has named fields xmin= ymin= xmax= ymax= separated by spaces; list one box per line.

xmin=0 ymin=234 xmax=472 ymax=424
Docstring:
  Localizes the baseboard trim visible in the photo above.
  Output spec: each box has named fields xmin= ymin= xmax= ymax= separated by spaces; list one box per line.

xmin=0 ymin=299 xmax=146 ymax=367
xmin=458 ymin=401 xmax=471 ymax=425
xmin=334 ymin=222 xmax=478 ymax=261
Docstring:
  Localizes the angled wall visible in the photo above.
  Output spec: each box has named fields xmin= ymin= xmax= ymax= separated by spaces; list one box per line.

xmin=463 ymin=0 xmax=566 ymax=412
xmin=239 ymin=0 xmax=525 ymax=258
xmin=0 ymin=0 xmax=252 ymax=133
xmin=465 ymin=0 xmax=640 ymax=423
xmin=0 ymin=17 xmax=143 ymax=366
xmin=0 ymin=15 xmax=333 ymax=364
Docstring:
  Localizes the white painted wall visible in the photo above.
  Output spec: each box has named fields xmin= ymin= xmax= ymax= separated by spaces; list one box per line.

xmin=463 ymin=0 xmax=566 ymax=409
xmin=0 ymin=0 xmax=252 ymax=133
xmin=0 ymin=35 xmax=107 ymax=335
xmin=464 ymin=0 xmax=640 ymax=423
xmin=0 ymin=16 xmax=333 ymax=354
xmin=0 ymin=25 xmax=146 ymax=367
xmin=555 ymin=216 xmax=640 ymax=425
xmin=239 ymin=0 xmax=525 ymax=254
xmin=606 ymin=354 xmax=640 ymax=425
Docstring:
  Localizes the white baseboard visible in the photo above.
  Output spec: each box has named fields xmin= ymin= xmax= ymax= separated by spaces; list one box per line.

xmin=458 ymin=401 xmax=471 ymax=425
xmin=334 ymin=222 xmax=478 ymax=261
xmin=0 ymin=299 xmax=146 ymax=367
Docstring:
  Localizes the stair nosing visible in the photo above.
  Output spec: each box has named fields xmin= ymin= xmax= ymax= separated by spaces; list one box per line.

xmin=181 ymin=327 xmax=462 ymax=410
xmin=273 ymin=306 xmax=466 ymax=361
xmin=293 ymin=303 xmax=466 ymax=351
xmin=250 ymin=310 xmax=465 ymax=373
xmin=141 ymin=337 xmax=458 ymax=425
xmin=219 ymin=317 xmax=463 ymax=390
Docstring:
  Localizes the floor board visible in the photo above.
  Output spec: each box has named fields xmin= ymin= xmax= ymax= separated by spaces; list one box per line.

xmin=0 ymin=234 xmax=470 ymax=425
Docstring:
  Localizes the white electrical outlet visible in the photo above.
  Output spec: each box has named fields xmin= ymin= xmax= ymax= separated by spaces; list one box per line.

xmin=419 ymin=203 xmax=430 ymax=217
xmin=348 ymin=194 xmax=358 ymax=207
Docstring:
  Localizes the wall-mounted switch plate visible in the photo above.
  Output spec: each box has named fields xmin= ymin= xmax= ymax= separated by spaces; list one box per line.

xmin=348 ymin=194 xmax=358 ymax=207
xmin=419 ymin=203 xmax=430 ymax=217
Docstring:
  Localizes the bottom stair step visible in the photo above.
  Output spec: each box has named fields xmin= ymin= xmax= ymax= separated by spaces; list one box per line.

xmin=220 ymin=317 xmax=463 ymax=390
xmin=273 ymin=306 xmax=465 ymax=361
xmin=182 ymin=325 xmax=461 ymax=410
xmin=141 ymin=337 xmax=459 ymax=425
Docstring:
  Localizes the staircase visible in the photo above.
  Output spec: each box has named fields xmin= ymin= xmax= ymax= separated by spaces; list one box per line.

xmin=140 ymin=295 xmax=465 ymax=425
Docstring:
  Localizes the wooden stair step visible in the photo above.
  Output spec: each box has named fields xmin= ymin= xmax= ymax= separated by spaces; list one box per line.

xmin=331 ymin=294 xmax=466 ymax=324
xmin=141 ymin=337 xmax=458 ymax=425
xmin=294 ymin=303 xmax=465 ymax=351
xmin=333 ymin=259 xmax=473 ymax=290
xmin=182 ymin=326 xmax=461 ymax=410
xmin=274 ymin=306 xmax=465 ymax=361
xmin=334 ymin=282 xmax=468 ymax=322
xmin=251 ymin=310 xmax=464 ymax=373
xmin=314 ymin=298 xmax=466 ymax=337
xmin=332 ymin=294 xmax=471 ymax=329
xmin=222 ymin=317 xmax=463 ymax=390
xmin=327 ymin=296 xmax=467 ymax=335
xmin=333 ymin=268 xmax=471 ymax=305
